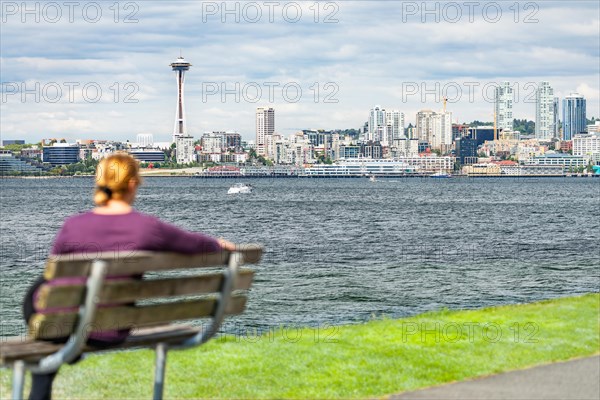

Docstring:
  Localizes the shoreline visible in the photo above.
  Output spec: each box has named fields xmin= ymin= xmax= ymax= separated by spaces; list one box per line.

xmin=1 ymin=174 xmax=599 ymax=179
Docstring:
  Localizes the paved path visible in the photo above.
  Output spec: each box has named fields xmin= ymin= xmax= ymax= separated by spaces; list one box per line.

xmin=391 ymin=355 xmax=600 ymax=400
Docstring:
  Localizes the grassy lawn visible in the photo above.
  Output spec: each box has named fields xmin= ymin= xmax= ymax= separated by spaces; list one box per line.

xmin=1 ymin=293 xmax=598 ymax=399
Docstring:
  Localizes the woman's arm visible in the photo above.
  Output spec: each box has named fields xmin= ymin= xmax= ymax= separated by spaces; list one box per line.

xmin=153 ymin=218 xmax=230 ymax=254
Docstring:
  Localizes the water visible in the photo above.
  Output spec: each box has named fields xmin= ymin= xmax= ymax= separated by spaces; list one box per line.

xmin=1 ymin=177 xmax=598 ymax=336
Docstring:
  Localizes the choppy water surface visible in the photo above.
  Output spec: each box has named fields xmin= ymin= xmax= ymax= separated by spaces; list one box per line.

xmin=1 ymin=177 xmax=598 ymax=336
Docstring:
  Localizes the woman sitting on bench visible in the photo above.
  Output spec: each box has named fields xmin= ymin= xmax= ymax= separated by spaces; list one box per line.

xmin=27 ymin=152 xmax=235 ymax=400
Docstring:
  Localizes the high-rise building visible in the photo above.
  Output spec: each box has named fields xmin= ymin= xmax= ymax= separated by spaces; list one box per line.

xmin=42 ymin=143 xmax=80 ymax=165
xmin=175 ymin=135 xmax=195 ymax=164
xmin=368 ymin=105 xmax=386 ymax=142
xmin=456 ymin=137 xmax=478 ymax=165
xmin=256 ymin=107 xmax=275 ymax=157
xmin=562 ymin=93 xmax=587 ymax=140
xmin=535 ymin=82 xmax=556 ymax=140
xmin=385 ymin=110 xmax=405 ymax=144
xmin=367 ymin=107 xmax=405 ymax=145
xmin=495 ymin=82 xmax=514 ymax=131
xmin=170 ymin=56 xmax=192 ymax=143
xmin=552 ymin=97 xmax=560 ymax=139
xmin=431 ymin=111 xmax=452 ymax=150
xmin=416 ymin=110 xmax=436 ymax=144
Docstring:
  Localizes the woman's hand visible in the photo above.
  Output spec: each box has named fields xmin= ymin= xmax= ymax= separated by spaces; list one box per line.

xmin=217 ymin=238 xmax=237 ymax=251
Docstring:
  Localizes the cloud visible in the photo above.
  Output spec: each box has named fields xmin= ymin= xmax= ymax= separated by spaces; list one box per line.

xmin=1 ymin=1 xmax=598 ymax=142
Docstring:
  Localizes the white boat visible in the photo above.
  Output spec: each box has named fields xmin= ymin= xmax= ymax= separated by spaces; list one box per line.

xmin=227 ymin=183 xmax=253 ymax=194
xmin=369 ymin=175 xmax=377 ymax=182
xmin=430 ymin=171 xmax=451 ymax=178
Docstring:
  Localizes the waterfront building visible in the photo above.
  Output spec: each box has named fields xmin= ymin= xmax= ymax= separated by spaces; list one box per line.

xmin=465 ymin=162 xmax=564 ymax=176
xmin=128 ymin=149 xmax=166 ymax=163
xmin=42 ymin=143 xmax=80 ymax=165
xmin=562 ymin=93 xmax=586 ymax=140
xmin=498 ymin=162 xmax=564 ymax=176
xmin=175 ymin=135 xmax=196 ymax=164
xmin=462 ymin=163 xmax=501 ymax=176
xmin=170 ymin=56 xmax=192 ymax=143
xmin=573 ymin=132 xmax=600 ymax=164
xmin=518 ymin=165 xmax=564 ymax=175
xmin=535 ymin=82 xmax=557 ymax=140
xmin=136 ymin=133 xmax=154 ymax=147
xmin=528 ymin=153 xmax=587 ymax=172
xmin=304 ymin=158 xmax=416 ymax=176
xmin=0 ymin=151 xmax=43 ymax=175
xmin=495 ymin=82 xmax=514 ymax=131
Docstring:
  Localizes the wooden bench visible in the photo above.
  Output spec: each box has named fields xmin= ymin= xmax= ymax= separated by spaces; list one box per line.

xmin=0 ymin=244 xmax=263 ymax=400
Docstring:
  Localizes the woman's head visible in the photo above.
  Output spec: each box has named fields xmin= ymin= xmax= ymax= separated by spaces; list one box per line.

xmin=93 ymin=152 xmax=141 ymax=206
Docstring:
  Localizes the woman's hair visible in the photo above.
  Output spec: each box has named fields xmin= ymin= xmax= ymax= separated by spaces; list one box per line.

xmin=93 ymin=152 xmax=141 ymax=206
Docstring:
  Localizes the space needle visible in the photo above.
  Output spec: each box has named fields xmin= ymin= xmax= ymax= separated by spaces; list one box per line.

xmin=170 ymin=55 xmax=192 ymax=143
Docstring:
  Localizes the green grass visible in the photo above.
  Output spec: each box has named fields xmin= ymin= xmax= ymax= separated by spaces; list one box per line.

xmin=1 ymin=293 xmax=598 ymax=399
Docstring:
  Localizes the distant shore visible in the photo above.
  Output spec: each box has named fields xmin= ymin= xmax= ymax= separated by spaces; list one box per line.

xmin=1 ymin=166 xmax=599 ymax=180
xmin=2 ymin=173 xmax=598 ymax=179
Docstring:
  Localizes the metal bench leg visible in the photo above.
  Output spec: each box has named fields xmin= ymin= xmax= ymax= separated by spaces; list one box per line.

xmin=12 ymin=360 xmax=25 ymax=400
xmin=153 ymin=343 xmax=168 ymax=400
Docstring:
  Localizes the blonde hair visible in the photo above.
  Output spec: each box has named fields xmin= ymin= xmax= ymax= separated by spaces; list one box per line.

xmin=94 ymin=152 xmax=141 ymax=206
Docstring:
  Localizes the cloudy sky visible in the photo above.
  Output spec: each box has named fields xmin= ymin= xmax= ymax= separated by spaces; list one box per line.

xmin=1 ymin=1 xmax=599 ymax=142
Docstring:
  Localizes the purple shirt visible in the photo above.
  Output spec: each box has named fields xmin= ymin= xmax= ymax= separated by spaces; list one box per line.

xmin=36 ymin=210 xmax=221 ymax=342
xmin=51 ymin=210 xmax=220 ymax=255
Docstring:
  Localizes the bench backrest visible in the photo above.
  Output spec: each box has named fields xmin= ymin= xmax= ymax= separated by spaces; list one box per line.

xmin=29 ymin=245 xmax=263 ymax=340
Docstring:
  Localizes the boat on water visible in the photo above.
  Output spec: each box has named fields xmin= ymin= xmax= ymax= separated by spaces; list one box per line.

xmin=369 ymin=175 xmax=377 ymax=182
xmin=430 ymin=171 xmax=451 ymax=178
xmin=227 ymin=183 xmax=253 ymax=194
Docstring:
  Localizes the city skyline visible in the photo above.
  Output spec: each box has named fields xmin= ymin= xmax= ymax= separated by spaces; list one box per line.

xmin=1 ymin=2 xmax=599 ymax=142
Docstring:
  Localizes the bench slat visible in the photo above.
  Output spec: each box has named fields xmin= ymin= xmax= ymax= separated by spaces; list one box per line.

xmin=29 ymin=296 xmax=247 ymax=340
xmin=36 ymin=269 xmax=254 ymax=309
xmin=1 ymin=325 xmax=201 ymax=364
xmin=44 ymin=245 xmax=263 ymax=279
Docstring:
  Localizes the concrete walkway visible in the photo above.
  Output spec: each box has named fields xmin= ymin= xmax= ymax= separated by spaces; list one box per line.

xmin=391 ymin=355 xmax=600 ymax=400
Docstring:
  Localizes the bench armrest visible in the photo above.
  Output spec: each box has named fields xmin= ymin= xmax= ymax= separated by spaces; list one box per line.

xmin=172 ymin=251 xmax=243 ymax=350
xmin=29 ymin=260 xmax=108 ymax=374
